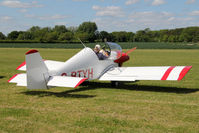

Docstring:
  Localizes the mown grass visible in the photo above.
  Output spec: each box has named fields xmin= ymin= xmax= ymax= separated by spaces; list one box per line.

xmin=0 ymin=42 xmax=199 ymax=49
xmin=0 ymin=48 xmax=199 ymax=133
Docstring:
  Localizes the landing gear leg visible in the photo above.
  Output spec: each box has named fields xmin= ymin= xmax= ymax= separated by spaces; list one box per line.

xmin=111 ymin=81 xmax=119 ymax=87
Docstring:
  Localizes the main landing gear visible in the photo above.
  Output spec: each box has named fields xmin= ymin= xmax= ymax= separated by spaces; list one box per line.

xmin=111 ymin=81 xmax=119 ymax=87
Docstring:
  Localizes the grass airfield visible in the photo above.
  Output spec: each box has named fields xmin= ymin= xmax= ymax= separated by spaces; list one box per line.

xmin=0 ymin=48 xmax=199 ymax=133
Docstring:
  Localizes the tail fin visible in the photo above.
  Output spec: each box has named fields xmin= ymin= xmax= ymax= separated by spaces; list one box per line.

xmin=9 ymin=49 xmax=87 ymax=89
xmin=26 ymin=50 xmax=49 ymax=89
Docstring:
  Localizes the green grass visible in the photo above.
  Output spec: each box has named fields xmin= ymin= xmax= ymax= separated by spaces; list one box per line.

xmin=0 ymin=42 xmax=199 ymax=49
xmin=0 ymin=48 xmax=199 ymax=133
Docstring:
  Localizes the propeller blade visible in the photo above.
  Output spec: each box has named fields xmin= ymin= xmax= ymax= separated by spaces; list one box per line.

xmin=126 ymin=47 xmax=137 ymax=55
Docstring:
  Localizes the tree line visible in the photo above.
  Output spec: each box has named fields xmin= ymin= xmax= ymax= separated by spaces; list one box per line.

xmin=0 ymin=21 xmax=199 ymax=43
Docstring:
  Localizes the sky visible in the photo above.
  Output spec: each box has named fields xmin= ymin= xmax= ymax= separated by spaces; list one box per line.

xmin=0 ymin=0 xmax=199 ymax=34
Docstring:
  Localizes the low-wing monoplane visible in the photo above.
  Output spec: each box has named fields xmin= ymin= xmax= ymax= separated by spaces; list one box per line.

xmin=9 ymin=42 xmax=192 ymax=89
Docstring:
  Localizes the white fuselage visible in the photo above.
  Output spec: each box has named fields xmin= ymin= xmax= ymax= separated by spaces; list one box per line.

xmin=53 ymin=47 xmax=118 ymax=80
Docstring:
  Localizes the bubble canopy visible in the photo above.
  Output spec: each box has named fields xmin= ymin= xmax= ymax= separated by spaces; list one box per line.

xmin=105 ymin=42 xmax=122 ymax=60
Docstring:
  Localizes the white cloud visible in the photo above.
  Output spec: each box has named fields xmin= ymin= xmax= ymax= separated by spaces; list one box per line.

xmin=125 ymin=0 xmax=140 ymax=5
xmin=168 ymin=17 xmax=175 ymax=21
xmin=186 ymin=0 xmax=196 ymax=4
xmin=152 ymin=0 xmax=165 ymax=6
xmin=19 ymin=9 xmax=27 ymax=13
xmin=0 ymin=16 xmax=13 ymax=21
xmin=127 ymin=11 xmax=174 ymax=25
xmin=93 ymin=10 xmax=199 ymax=32
xmin=92 ymin=5 xmax=124 ymax=17
xmin=55 ymin=22 xmax=67 ymax=25
xmin=0 ymin=0 xmax=43 ymax=8
xmin=39 ymin=15 xmax=68 ymax=20
xmin=190 ymin=10 xmax=199 ymax=16
xmin=25 ymin=14 xmax=68 ymax=20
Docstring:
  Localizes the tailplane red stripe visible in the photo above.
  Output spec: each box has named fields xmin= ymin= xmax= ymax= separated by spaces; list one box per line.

xmin=161 ymin=66 xmax=175 ymax=80
xmin=16 ymin=61 xmax=26 ymax=70
xmin=177 ymin=66 xmax=192 ymax=80
xmin=8 ymin=74 xmax=18 ymax=82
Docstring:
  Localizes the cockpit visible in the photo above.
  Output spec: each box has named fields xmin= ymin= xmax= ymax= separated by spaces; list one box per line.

xmin=94 ymin=42 xmax=122 ymax=61
xmin=106 ymin=42 xmax=122 ymax=60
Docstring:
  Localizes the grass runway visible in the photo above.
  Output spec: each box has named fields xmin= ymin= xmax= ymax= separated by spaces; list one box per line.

xmin=0 ymin=48 xmax=199 ymax=132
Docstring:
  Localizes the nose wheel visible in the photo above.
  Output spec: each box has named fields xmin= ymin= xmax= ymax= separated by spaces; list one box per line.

xmin=111 ymin=81 xmax=119 ymax=87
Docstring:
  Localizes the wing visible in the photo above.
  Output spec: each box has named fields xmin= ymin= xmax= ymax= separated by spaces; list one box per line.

xmin=8 ymin=73 xmax=27 ymax=86
xmin=8 ymin=74 xmax=87 ymax=88
xmin=47 ymin=76 xmax=87 ymax=88
xmin=99 ymin=66 xmax=192 ymax=81
xmin=16 ymin=60 xmax=64 ymax=71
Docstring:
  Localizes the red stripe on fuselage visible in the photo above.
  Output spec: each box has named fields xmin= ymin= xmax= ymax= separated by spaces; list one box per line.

xmin=161 ymin=66 xmax=175 ymax=80
xmin=177 ymin=66 xmax=192 ymax=80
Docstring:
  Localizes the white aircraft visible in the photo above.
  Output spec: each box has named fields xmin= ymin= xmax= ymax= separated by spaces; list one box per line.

xmin=8 ymin=42 xmax=192 ymax=89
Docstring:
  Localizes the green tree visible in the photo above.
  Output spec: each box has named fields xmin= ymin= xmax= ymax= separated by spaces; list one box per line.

xmin=7 ymin=31 xmax=20 ymax=40
xmin=29 ymin=26 xmax=41 ymax=32
xmin=168 ymin=35 xmax=175 ymax=42
xmin=126 ymin=32 xmax=135 ymax=42
xmin=112 ymin=31 xmax=132 ymax=42
xmin=77 ymin=22 xmax=98 ymax=42
xmin=0 ymin=32 xmax=6 ymax=40
xmin=43 ymin=32 xmax=58 ymax=42
xmin=59 ymin=32 xmax=74 ymax=41
xmin=32 ymin=27 xmax=52 ymax=41
xmin=78 ymin=22 xmax=97 ymax=33
xmin=75 ymin=32 xmax=89 ymax=42
xmin=53 ymin=25 xmax=68 ymax=34
xmin=17 ymin=32 xmax=33 ymax=40
xmin=100 ymin=31 xmax=110 ymax=42
xmin=67 ymin=26 xmax=78 ymax=33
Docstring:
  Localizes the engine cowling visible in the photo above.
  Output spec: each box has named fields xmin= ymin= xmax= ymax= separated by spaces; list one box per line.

xmin=114 ymin=53 xmax=129 ymax=66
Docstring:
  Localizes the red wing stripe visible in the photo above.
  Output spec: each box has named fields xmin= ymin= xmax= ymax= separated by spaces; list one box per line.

xmin=74 ymin=78 xmax=88 ymax=88
xmin=8 ymin=74 xmax=18 ymax=82
xmin=16 ymin=61 xmax=26 ymax=70
xmin=177 ymin=66 xmax=192 ymax=80
xmin=161 ymin=66 xmax=175 ymax=80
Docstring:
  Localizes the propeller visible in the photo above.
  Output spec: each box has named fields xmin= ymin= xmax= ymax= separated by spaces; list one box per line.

xmin=126 ymin=47 xmax=137 ymax=55
xmin=114 ymin=47 xmax=137 ymax=66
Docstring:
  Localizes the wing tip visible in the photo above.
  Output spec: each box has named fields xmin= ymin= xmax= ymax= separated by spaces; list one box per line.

xmin=74 ymin=78 xmax=88 ymax=88
xmin=8 ymin=74 xmax=18 ymax=82
xmin=16 ymin=61 xmax=26 ymax=70
xmin=177 ymin=66 xmax=192 ymax=81
xmin=161 ymin=66 xmax=175 ymax=80
xmin=26 ymin=49 xmax=38 ymax=55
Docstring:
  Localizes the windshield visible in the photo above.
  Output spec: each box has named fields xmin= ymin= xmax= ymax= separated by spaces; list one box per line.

xmin=106 ymin=42 xmax=122 ymax=60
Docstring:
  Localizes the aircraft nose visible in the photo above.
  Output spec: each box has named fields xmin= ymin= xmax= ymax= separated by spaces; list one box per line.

xmin=114 ymin=53 xmax=130 ymax=64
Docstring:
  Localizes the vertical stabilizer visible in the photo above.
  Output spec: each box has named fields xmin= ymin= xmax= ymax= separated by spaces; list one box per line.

xmin=26 ymin=50 xmax=49 ymax=89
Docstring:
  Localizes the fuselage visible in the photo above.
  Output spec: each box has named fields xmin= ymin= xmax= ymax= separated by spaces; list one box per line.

xmin=53 ymin=47 xmax=118 ymax=80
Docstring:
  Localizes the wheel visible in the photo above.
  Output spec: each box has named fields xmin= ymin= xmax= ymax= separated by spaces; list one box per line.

xmin=111 ymin=81 xmax=119 ymax=87
xmin=80 ymin=81 xmax=89 ymax=86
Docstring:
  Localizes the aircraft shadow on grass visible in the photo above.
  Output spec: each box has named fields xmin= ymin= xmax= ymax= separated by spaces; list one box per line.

xmin=22 ymin=82 xmax=199 ymax=98
xmin=81 ymin=82 xmax=199 ymax=94
xmin=22 ymin=89 xmax=96 ymax=98
xmin=0 ymin=76 xmax=5 ymax=79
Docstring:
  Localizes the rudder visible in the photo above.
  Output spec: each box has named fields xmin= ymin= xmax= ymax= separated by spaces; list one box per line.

xmin=26 ymin=49 xmax=49 ymax=89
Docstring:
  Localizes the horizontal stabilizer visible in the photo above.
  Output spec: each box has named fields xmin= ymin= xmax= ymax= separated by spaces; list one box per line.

xmin=100 ymin=66 xmax=192 ymax=81
xmin=47 ymin=76 xmax=87 ymax=88
xmin=16 ymin=60 xmax=64 ymax=71
xmin=8 ymin=73 xmax=27 ymax=86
